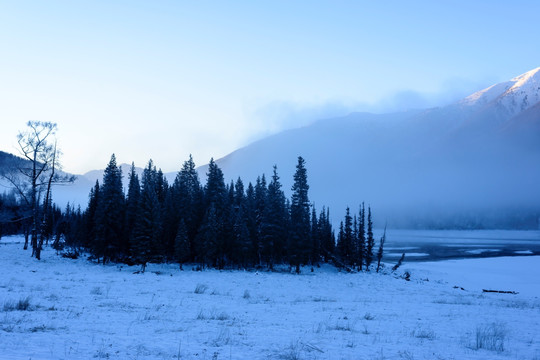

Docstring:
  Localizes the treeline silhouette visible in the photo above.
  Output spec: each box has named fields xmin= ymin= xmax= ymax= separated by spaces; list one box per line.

xmin=47 ymin=155 xmax=383 ymax=272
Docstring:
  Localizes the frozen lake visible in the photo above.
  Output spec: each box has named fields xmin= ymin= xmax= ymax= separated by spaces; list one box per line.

xmin=383 ymin=229 xmax=540 ymax=262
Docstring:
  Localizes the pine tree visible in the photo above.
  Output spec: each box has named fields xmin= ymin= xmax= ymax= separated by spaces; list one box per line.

xmin=376 ymin=227 xmax=386 ymax=273
xmin=310 ymin=205 xmax=320 ymax=265
xmin=352 ymin=214 xmax=359 ymax=268
xmin=94 ymin=154 xmax=125 ymax=263
xmin=365 ymin=206 xmax=375 ymax=270
xmin=336 ymin=221 xmax=344 ymax=259
xmin=253 ymin=175 xmax=267 ymax=264
xmin=289 ymin=156 xmax=311 ymax=273
xmin=204 ymin=158 xmax=227 ymax=208
xmin=319 ymin=207 xmax=334 ymax=260
xmin=174 ymin=219 xmax=190 ymax=269
xmin=132 ymin=160 xmax=162 ymax=271
xmin=83 ymin=181 xmax=100 ymax=250
xmin=357 ymin=203 xmax=366 ymax=271
xmin=244 ymin=182 xmax=258 ymax=265
xmin=341 ymin=207 xmax=353 ymax=265
xmin=200 ymin=158 xmax=227 ymax=268
xmin=125 ymin=163 xmax=140 ymax=256
xmin=196 ymin=203 xmax=220 ymax=267
xmin=233 ymin=206 xmax=251 ymax=268
xmin=234 ymin=177 xmax=245 ymax=207
xmin=231 ymin=177 xmax=250 ymax=266
xmin=260 ymin=166 xmax=287 ymax=269
xmin=172 ymin=155 xmax=203 ymax=261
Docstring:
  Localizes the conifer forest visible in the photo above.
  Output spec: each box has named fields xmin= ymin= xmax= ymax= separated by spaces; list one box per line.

xmin=39 ymin=154 xmax=379 ymax=272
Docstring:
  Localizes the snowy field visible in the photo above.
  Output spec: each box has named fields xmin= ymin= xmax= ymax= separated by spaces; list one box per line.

xmin=1 ymin=235 xmax=540 ymax=360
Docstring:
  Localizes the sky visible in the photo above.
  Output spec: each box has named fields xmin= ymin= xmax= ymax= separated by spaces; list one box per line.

xmin=1 ymin=1 xmax=539 ymax=174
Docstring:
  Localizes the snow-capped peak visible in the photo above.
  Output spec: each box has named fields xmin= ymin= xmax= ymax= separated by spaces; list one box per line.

xmin=460 ymin=80 xmax=514 ymax=106
xmin=460 ymin=67 xmax=540 ymax=116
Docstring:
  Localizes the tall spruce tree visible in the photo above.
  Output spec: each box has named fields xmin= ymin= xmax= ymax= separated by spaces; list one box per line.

xmin=132 ymin=160 xmax=162 ymax=271
xmin=340 ymin=207 xmax=354 ymax=264
xmin=125 ymin=163 xmax=140 ymax=256
xmin=260 ymin=166 xmax=287 ymax=269
xmin=232 ymin=177 xmax=251 ymax=266
xmin=352 ymin=215 xmax=359 ymax=268
xmin=244 ymin=182 xmax=259 ymax=264
xmin=253 ymin=175 xmax=267 ymax=264
xmin=358 ymin=203 xmax=366 ymax=271
xmin=94 ymin=154 xmax=125 ymax=263
xmin=83 ymin=180 xmax=100 ymax=250
xmin=289 ymin=156 xmax=311 ymax=273
xmin=365 ymin=206 xmax=375 ymax=270
xmin=376 ymin=227 xmax=386 ymax=273
xmin=310 ymin=206 xmax=320 ymax=265
xmin=196 ymin=203 xmax=220 ymax=267
xmin=174 ymin=219 xmax=190 ymax=269
xmin=318 ymin=207 xmax=335 ymax=261
xmin=200 ymin=158 xmax=227 ymax=268
xmin=173 ymin=155 xmax=203 ymax=261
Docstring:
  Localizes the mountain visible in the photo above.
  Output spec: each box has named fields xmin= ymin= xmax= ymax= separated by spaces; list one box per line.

xmin=460 ymin=67 xmax=540 ymax=116
xmin=206 ymin=67 xmax=540 ymax=229
xmin=4 ymin=68 xmax=538 ymax=228
xmin=51 ymin=163 xmax=177 ymax=209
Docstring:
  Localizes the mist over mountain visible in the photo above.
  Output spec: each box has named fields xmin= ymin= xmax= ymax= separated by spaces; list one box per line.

xmin=203 ymin=68 xmax=540 ymax=229
xmin=5 ymin=68 xmax=539 ymax=229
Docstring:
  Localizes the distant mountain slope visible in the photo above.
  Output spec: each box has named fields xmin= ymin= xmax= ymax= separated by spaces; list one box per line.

xmin=5 ymin=68 xmax=538 ymax=229
xmin=0 ymin=151 xmax=29 ymax=174
xmin=208 ymin=68 xmax=540 ymax=228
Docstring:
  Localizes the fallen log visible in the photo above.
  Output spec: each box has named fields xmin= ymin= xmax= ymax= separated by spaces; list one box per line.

xmin=482 ymin=289 xmax=518 ymax=295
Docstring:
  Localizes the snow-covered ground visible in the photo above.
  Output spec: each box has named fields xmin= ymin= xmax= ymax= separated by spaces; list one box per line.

xmin=1 ymin=235 xmax=539 ymax=360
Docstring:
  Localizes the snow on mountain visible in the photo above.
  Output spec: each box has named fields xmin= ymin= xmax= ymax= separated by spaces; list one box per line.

xmin=461 ymin=67 xmax=540 ymax=117
xmin=499 ymin=67 xmax=540 ymax=115
xmin=460 ymin=80 xmax=515 ymax=107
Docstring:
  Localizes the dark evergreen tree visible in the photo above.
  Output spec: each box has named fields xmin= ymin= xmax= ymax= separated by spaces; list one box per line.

xmin=253 ymin=175 xmax=267 ymax=264
xmin=310 ymin=206 xmax=320 ymax=265
xmin=125 ymin=163 xmax=140 ymax=256
xmin=244 ymin=182 xmax=259 ymax=264
xmin=233 ymin=206 xmax=251 ymax=268
xmin=132 ymin=160 xmax=162 ymax=271
xmin=200 ymin=158 xmax=227 ymax=268
xmin=288 ymin=156 xmax=311 ymax=273
xmin=337 ymin=221 xmax=344 ymax=259
xmin=229 ymin=177 xmax=252 ymax=266
xmin=82 ymin=181 xmax=100 ymax=250
xmin=173 ymin=219 xmax=190 ymax=269
xmin=352 ymin=214 xmax=359 ymax=268
xmin=376 ymin=227 xmax=386 ymax=273
xmin=260 ymin=166 xmax=287 ymax=269
xmin=171 ymin=155 xmax=204 ymax=261
xmin=196 ymin=203 xmax=220 ymax=267
xmin=318 ymin=207 xmax=334 ymax=260
xmin=94 ymin=154 xmax=125 ymax=263
xmin=365 ymin=206 xmax=375 ymax=270
xmin=234 ymin=177 xmax=245 ymax=207
xmin=204 ymin=158 xmax=227 ymax=208
xmin=357 ymin=203 xmax=366 ymax=271
xmin=338 ymin=207 xmax=354 ymax=264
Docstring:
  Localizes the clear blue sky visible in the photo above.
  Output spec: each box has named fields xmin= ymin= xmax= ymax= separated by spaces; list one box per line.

xmin=1 ymin=1 xmax=538 ymax=174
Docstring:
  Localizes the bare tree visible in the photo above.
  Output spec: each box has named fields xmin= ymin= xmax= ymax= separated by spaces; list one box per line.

xmin=1 ymin=121 xmax=74 ymax=259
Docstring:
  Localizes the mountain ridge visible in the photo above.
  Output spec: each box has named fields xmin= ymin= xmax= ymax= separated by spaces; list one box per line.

xmin=3 ymin=68 xmax=539 ymax=228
